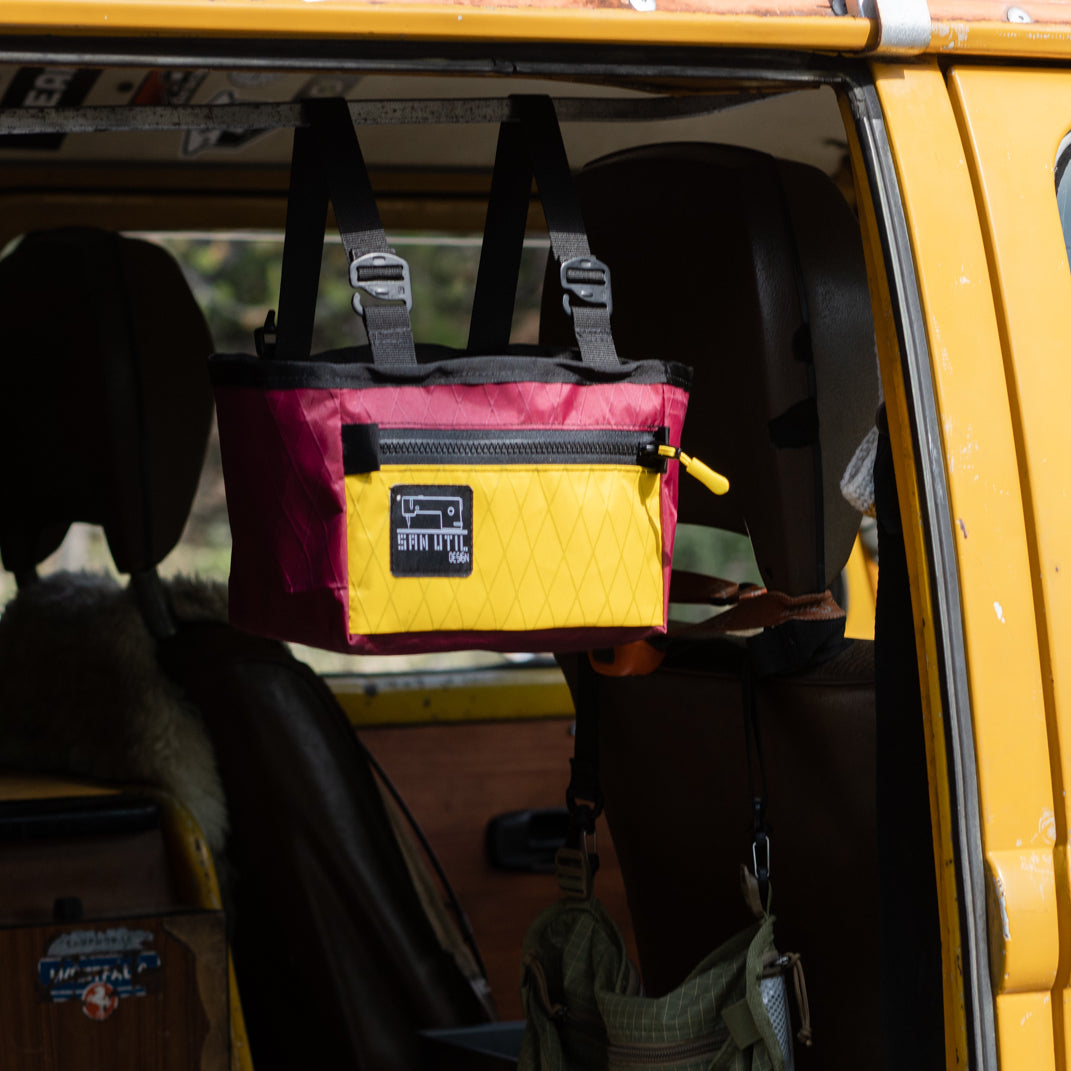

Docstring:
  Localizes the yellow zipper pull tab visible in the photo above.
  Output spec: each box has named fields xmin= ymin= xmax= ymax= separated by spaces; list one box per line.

xmin=656 ymin=444 xmax=730 ymax=496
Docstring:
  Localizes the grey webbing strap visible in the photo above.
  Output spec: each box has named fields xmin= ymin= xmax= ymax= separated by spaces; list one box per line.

xmin=566 ymin=656 xmax=603 ymax=850
xmin=510 ymin=96 xmax=620 ymax=368
xmin=303 ymin=98 xmax=417 ymax=366
xmin=571 ymin=305 xmax=619 ymax=367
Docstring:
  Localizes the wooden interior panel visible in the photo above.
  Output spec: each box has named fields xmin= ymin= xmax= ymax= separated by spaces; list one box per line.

xmin=0 ymin=832 xmax=184 ymax=927
xmin=0 ymin=911 xmax=228 ymax=1071
xmin=362 ymin=717 xmax=638 ymax=1021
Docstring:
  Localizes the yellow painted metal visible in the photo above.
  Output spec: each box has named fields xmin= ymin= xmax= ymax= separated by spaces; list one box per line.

xmin=152 ymin=790 xmax=254 ymax=1070
xmin=9 ymin=0 xmax=1071 ymax=58
xmin=229 ymin=959 xmax=255 ymax=1071
xmin=333 ymin=665 xmax=574 ymax=726
xmin=153 ymin=789 xmax=224 ymax=911
xmin=874 ymin=59 xmax=1058 ymax=1062
xmin=996 ymin=991 xmax=1063 ymax=1067
xmin=932 ymin=21 xmax=1071 ymax=59
xmin=3 ymin=1 xmax=871 ymax=50
xmin=838 ymin=89 xmax=970 ymax=1069
xmin=949 ymin=64 xmax=1071 ymax=1069
xmin=8 ymin=0 xmax=1071 ymax=57
xmin=0 ymin=773 xmax=120 ymax=800
xmin=843 ymin=532 xmax=876 ymax=641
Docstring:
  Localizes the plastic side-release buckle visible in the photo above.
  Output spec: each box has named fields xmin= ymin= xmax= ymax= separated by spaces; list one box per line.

xmin=254 ymin=309 xmax=278 ymax=358
xmin=350 ymin=251 xmax=413 ymax=317
xmin=560 ymin=256 xmax=612 ymax=318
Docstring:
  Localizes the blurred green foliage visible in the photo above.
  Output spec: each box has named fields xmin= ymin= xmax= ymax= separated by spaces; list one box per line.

xmin=165 ymin=234 xmax=547 ymax=355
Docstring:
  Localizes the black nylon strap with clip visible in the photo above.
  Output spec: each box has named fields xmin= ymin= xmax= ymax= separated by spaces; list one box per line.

xmin=566 ymin=656 xmax=603 ymax=858
xmin=467 ymin=119 xmax=532 ymax=355
xmin=740 ymin=658 xmax=772 ymax=904
xmin=273 ymin=123 xmax=328 ymax=362
xmin=273 ymin=97 xmax=416 ymax=366
xmin=469 ymin=95 xmax=620 ymax=368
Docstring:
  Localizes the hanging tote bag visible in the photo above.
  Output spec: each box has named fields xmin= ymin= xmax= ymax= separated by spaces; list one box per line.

xmin=210 ymin=96 xmax=700 ymax=655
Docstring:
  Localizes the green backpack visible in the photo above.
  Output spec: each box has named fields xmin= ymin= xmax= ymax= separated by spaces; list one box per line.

xmin=519 ymin=853 xmax=806 ymax=1071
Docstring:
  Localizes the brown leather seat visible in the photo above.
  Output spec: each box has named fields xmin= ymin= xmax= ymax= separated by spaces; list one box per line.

xmin=0 ymin=228 xmax=492 ymax=1070
xmin=542 ymin=144 xmax=883 ymax=1067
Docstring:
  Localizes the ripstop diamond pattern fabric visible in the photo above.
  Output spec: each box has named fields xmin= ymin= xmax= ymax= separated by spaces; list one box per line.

xmin=345 ymin=464 xmax=664 ymax=637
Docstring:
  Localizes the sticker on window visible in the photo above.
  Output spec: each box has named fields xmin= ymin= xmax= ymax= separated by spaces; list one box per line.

xmin=390 ymin=485 xmax=473 ymax=577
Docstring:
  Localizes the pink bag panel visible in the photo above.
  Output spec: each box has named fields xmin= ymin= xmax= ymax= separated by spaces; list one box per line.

xmin=215 ymin=375 xmax=689 ymax=654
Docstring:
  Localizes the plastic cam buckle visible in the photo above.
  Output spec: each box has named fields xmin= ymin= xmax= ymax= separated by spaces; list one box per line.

xmin=560 ymin=256 xmax=612 ymax=318
xmin=350 ymin=251 xmax=413 ymax=317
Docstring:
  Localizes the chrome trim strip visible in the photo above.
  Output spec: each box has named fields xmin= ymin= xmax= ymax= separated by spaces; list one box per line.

xmin=846 ymin=0 xmax=931 ymax=53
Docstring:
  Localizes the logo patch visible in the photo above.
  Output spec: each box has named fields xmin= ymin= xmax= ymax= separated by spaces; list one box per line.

xmin=390 ymin=485 xmax=472 ymax=577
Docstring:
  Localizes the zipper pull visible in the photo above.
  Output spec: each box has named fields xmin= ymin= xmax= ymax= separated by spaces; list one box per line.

xmin=654 ymin=444 xmax=730 ymax=496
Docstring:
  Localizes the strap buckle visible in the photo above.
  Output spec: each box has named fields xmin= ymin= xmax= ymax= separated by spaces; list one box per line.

xmin=752 ymin=833 xmax=771 ymax=886
xmin=565 ymin=780 xmax=604 ymax=835
xmin=254 ymin=309 xmax=278 ymax=358
xmin=350 ymin=251 xmax=413 ymax=317
xmin=560 ymin=256 xmax=612 ymax=318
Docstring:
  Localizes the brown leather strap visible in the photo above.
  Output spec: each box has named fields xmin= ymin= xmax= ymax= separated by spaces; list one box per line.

xmin=696 ymin=588 xmax=844 ymax=635
xmin=590 ymin=587 xmax=845 ymax=678
xmin=667 ymin=571 xmax=759 ymax=605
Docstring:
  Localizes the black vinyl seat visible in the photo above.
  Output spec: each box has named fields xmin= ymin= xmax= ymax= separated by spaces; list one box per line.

xmin=0 ymin=228 xmax=493 ymax=1070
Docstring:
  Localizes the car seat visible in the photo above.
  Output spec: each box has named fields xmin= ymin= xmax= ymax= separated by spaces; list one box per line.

xmin=0 ymin=227 xmax=493 ymax=1070
xmin=539 ymin=142 xmax=908 ymax=1067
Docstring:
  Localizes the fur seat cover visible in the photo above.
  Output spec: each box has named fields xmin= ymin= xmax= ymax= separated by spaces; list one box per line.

xmin=0 ymin=571 xmax=228 ymax=856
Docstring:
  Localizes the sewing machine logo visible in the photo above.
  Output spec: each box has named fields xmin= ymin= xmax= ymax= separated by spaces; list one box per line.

xmin=390 ymin=485 xmax=473 ymax=578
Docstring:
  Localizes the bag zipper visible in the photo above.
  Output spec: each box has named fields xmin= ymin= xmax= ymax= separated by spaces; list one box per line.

xmin=344 ymin=424 xmax=670 ymax=471
xmin=343 ymin=423 xmax=730 ymax=497
xmin=606 ymin=1027 xmax=730 ymax=1067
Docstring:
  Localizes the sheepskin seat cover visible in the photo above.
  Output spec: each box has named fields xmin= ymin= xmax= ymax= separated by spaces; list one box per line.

xmin=0 ymin=571 xmax=228 ymax=856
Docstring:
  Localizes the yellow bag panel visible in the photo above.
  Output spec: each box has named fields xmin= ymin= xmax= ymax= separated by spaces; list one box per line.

xmin=345 ymin=464 xmax=664 ymax=636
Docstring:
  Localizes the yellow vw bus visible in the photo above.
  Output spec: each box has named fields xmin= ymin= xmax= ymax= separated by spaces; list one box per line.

xmin=0 ymin=1 xmax=1068 ymax=1069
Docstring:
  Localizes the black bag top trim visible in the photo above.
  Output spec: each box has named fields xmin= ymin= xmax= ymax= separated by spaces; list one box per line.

xmin=210 ymin=350 xmax=693 ymax=392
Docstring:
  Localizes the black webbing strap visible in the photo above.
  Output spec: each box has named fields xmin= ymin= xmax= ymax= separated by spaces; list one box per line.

xmin=566 ymin=656 xmax=604 ymax=857
xmin=738 ymin=617 xmax=846 ymax=904
xmin=740 ymin=659 xmax=772 ymax=905
xmin=273 ymin=97 xmax=416 ymax=366
xmin=468 ymin=95 xmax=619 ymax=367
xmin=748 ymin=616 xmax=848 ymax=678
xmin=467 ymin=120 xmax=532 ymax=354
xmin=274 ymin=123 xmax=329 ymax=362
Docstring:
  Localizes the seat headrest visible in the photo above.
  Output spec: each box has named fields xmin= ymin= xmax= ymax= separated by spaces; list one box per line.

xmin=0 ymin=228 xmax=214 ymax=577
xmin=540 ymin=143 xmax=878 ymax=596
